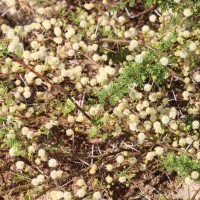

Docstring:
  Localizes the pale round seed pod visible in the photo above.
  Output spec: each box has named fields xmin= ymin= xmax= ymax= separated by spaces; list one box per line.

xmin=191 ymin=171 xmax=199 ymax=180
xmin=106 ymin=164 xmax=113 ymax=171
xmin=118 ymin=176 xmax=126 ymax=183
xmin=116 ymin=155 xmax=124 ymax=164
xmin=16 ymin=161 xmax=25 ymax=170
xmin=105 ymin=175 xmax=113 ymax=183
xmin=76 ymin=188 xmax=86 ymax=198
xmin=48 ymin=159 xmax=58 ymax=168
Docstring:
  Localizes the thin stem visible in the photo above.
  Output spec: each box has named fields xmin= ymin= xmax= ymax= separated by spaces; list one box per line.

xmin=101 ymin=38 xmax=131 ymax=43
xmin=191 ymin=187 xmax=200 ymax=200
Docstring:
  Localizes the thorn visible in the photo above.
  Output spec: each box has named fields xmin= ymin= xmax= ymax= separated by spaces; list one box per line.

xmin=172 ymin=89 xmax=177 ymax=101
xmin=185 ymin=140 xmax=194 ymax=152
xmin=154 ymin=9 xmax=161 ymax=17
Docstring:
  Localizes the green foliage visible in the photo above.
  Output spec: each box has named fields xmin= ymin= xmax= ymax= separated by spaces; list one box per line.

xmin=143 ymin=0 xmax=176 ymax=9
xmin=89 ymin=116 xmax=104 ymax=137
xmin=155 ymin=32 xmax=178 ymax=52
xmin=107 ymin=48 xmax=130 ymax=63
xmin=14 ymin=26 xmax=24 ymax=38
xmin=58 ymin=99 xmax=75 ymax=116
xmin=5 ymin=138 xmax=26 ymax=156
xmin=0 ymin=116 xmax=6 ymax=122
xmin=102 ymin=132 xmax=109 ymax=139
xmin=162 ymin=152 xmax=200 ymax=180
xmin=13 ymin=173 xmax=30 ymax=183
xmin=110 ymin=0 xmax=198 ymax=13
xmin=63 ymin=100 xmax=75 ymax=115
xmin=14 ymin=46 xmax=23 ymax=58
xmin=97 ymin=51 xmax=166 ymax=105
xmin=6 ymin=138 xmax=20 ymax=147
xmin=0 ymin=127 xmax=7 ymax=140
xmin=89 ymin=126 xmax=99 ymax=137
xmin=57 ymin=8 xmax=66 ymax=16
xmin=102 ymin=29 xmax=113 ymax=37
xmin=37 ymin=0 xmax=43 ymax=6
xmin=97 ymin=26 xmax=199 ymax=105
xmin=39 ymin=125 xmax=50 ymax=135
xmin=93 ymin=116 xmax=104 ymax=127
xmin=143 ymin=0 xmax=199 ymax=11
xmin=110 ymin=0 xmax=135 ymax=12
xmin=110 ymin=0 xmax=199 ymax=14
xmin=129 ymin=0 xmax=135 ymax=7
xmin=119 ymin=170 xmax=127 ymax=177
xmin=6 ymin=96 xmax=14 ymax=107
xmin=159 ymin=195 xmax=167 ymax=200
xmin=0 ymin=41 xmax=9 ymax=57
xmin=0 ymin=84 xmax=7 ymax=97
xmin=111 ymin=1 xmax=127 ymax=12
xmin=88 ymin=98 xmax=98 ymax=105
xmin=70 ymin=8 xmax=85 ymax=24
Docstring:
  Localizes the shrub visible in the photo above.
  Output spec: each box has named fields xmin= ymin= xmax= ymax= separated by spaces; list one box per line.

xmin=0 ymin=0 xmax=199 ymax=199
